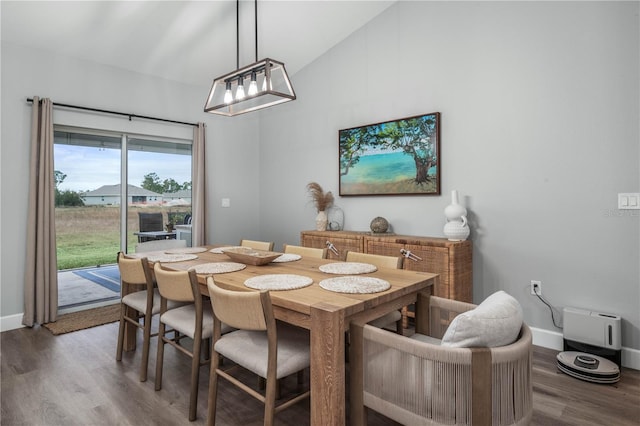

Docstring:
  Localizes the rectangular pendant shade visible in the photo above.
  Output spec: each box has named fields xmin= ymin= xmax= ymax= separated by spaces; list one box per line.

xmin=204 ymin=58 xmax=296 ymax=116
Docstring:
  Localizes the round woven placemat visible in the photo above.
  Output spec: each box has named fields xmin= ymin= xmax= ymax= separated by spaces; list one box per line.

xmin=244 ymin=274 xmax=313 ymax=291
xmin=165 ymin=246 xmax=208 ymax=254
xmin=271 ymin=253 xmax=302 ymax=263
xmin=190 ymin=262 xmax=246 ymax=274
xmin=319 ymin=276 xmax=391 ymax=294
xmin=209 ymin=246 xmax=243 ymax=254
xmin=319 ymin=262 xmax=377 ymax=275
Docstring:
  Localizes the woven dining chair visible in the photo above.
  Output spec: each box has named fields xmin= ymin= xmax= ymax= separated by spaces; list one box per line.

xmin=240 ymin=239 xmax=275 ymax=251
xmin=153 ymin=263 xmax=230 ymax=421
xmin=116 ymin=252 xmax=176 ymax=382
xmin=206 ymin=277 xmax=310 ymax=426
xmin=283 ymin=244 xmax=327 ymax=259
xmin=345 ymin=251 xmax=404 ymax=333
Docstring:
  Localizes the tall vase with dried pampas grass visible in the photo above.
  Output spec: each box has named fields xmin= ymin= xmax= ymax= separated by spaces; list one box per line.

xmin=307 ymin=182 xmax=334 ymax=231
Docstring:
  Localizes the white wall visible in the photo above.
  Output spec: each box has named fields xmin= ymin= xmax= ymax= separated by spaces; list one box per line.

xmin=258 ymin=1 xmax=640 ymax=352
xmin=0 ymin=42 xmax=261 ymax=323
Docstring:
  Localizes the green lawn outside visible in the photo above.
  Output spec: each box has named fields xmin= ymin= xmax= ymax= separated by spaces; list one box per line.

xmin=55 ymin=206 xmax=189 ymax=270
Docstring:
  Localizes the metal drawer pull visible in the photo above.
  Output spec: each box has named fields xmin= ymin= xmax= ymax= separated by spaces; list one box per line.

xmin=326 ymin=241 xmax=340 ymax=256
xmin=400 ymin=248 xmax=422 ymax=261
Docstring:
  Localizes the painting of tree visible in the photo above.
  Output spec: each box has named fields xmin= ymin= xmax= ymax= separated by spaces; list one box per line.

xmin=339 ymin=112 xmax=440 ymax=196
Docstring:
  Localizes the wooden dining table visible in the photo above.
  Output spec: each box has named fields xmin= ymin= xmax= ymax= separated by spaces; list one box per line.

xmin=130 ymin=245 xmax=438 ymax=425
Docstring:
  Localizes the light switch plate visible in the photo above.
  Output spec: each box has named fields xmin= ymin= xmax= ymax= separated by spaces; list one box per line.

xmin=618 ymin=193 xmax=640 ymax=209
xmin=221 ymin=198 xmax=231 ymax=208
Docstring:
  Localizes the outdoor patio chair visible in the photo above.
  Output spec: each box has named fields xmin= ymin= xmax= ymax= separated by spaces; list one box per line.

xmin=137 ymin=212 xmax=164 ymax=242
xmin=139 ymin=212 xmax=163 ymax=231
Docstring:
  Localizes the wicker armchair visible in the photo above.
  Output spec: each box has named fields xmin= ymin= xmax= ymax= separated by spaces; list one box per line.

xmin=349 ymin=295 xmax=533 ymax=426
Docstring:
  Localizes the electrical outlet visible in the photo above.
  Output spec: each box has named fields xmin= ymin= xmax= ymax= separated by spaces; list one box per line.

xmin=531 ymin=280 xmax=542 ymax=296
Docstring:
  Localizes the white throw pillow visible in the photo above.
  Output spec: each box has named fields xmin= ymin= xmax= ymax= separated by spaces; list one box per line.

xmin=441 ymin=290 xmax=523 ymax=348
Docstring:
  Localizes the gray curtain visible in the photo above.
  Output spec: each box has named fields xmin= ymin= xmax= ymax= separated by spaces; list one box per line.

xmin=191 ymin=123 xmax=206 ymax=246
xmin=23 ymin=96 xmax=58 ymax=326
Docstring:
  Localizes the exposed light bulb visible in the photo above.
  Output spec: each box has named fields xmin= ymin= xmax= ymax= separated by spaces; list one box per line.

xmin=223 ymin=81 xmax=233 ymax=104
xmin=236 ymin=76 xmax=245 ymax=100
xmin=248 ymin=71 xmax=258 ymax=96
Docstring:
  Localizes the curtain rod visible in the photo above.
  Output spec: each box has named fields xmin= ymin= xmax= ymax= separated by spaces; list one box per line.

xmin=26 ymin=98 xmax=198 ymax=127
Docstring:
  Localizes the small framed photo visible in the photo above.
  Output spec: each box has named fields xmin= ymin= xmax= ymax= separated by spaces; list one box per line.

xmin=339 ymin=112 xmax=441 ymax=196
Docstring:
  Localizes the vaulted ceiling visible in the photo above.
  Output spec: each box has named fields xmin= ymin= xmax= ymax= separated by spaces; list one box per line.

xmin=2 ymin=1 xmax=395 ymax=87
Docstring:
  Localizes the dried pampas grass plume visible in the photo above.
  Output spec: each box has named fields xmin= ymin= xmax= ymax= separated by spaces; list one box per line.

xmin=306 ymin=182 xmax=334 ymax=212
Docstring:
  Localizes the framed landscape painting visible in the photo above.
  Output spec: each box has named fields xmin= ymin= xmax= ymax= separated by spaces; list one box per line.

xmin=339 ymin=112 xmax=441 ymax=196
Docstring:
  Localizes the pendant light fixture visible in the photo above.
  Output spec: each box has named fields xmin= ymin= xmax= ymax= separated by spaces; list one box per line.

xmin=204 ymin=0 xmax=296 ymax=116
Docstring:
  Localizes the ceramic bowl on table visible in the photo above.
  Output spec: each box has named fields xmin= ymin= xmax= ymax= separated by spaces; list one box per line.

xmin=221 ymin=247 xmax=282 ymax=266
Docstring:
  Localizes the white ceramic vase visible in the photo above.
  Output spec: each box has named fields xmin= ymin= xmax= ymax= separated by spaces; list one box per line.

xmin=443 ymin=190 xmax=470 ymax=241
xmin=315 ymin=211 xmax=328 ymax=231
xmin=444 ymin=190 xmax=467 ymax=221
xmin=444 ymin=215 xmax=470 ymax=241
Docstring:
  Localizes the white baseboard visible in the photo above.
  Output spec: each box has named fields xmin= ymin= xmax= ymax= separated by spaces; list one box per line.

xmin=622 ymin=348 xmax=640 ymax=371
xmin=1 ymin=301 xmax=117 ymax=333
xmin=531 ymin=326 xmax=640 ymax=371
xmin=530 ymin=326 xmax=564 ymax=351
xmin=1 ymin=313 xmax=25 ymax=332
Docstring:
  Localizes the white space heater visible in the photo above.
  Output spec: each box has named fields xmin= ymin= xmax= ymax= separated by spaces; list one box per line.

xmin=556 ymin=307 xmax=622 ymax=384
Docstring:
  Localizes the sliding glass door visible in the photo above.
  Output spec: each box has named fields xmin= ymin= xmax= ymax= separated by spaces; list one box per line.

xmin=53 ymin=127 xmax=192 ymax=308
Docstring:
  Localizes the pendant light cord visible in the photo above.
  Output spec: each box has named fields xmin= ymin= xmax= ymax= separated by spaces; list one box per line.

xmin=236 ymin=0 xmax=239 ymax=69
xmin=236 ymin=0 xmax=259 ymax=67
xmin=254 ymin=0 xmax=258 ymax=62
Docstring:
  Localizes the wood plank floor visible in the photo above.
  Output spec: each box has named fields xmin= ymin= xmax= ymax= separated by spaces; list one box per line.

xmin=1 ymin=321 xmax=639 ymax=425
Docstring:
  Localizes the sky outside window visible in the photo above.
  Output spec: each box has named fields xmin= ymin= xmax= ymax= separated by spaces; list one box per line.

xmin=54 ymin=143 xmax=191 ymax=192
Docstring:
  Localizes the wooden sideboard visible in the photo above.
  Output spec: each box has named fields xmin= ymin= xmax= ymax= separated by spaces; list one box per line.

xmin=300 ymin=230 xmax=472 ymax=303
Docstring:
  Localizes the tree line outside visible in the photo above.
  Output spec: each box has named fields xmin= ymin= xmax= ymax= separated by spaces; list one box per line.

xmin=55 ymin=171 xmax=191 ymax=207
